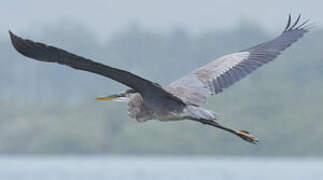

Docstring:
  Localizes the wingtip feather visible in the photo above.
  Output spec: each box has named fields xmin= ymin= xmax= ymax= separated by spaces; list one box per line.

xmin=283 ymin=14 xmax=312 ymax=33
xmin=8 ymin=30 xmax=20 ymax=47
xmin=8 ymin=30 xmax=14 ymax=41
xmin=284 ymin=14 xmax=292 ymax=31
xmin=289 ymin=14 xmax=301 ymax=30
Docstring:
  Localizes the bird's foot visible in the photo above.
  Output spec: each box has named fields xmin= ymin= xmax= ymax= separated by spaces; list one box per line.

xmin=235 ymin=130 xmax=258 ymax=144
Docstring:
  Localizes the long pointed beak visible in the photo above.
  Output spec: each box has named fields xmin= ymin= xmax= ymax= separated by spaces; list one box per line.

xmin=95 ymin=94 xmax=122 ymax=101
xmin=95 ymin=94 xmax=129 ymax=102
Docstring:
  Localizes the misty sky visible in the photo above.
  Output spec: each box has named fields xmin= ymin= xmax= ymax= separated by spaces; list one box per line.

xmin=1 ymin=0 xmax=321 ymax=40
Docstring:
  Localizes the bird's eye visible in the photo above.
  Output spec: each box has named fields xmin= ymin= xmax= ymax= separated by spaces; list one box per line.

xmin=124 ymin=89 xmax=136 ymax=94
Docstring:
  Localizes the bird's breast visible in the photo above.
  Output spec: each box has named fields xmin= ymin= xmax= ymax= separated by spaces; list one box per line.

xmin=127 ymin=93 xmax=154 ymax=122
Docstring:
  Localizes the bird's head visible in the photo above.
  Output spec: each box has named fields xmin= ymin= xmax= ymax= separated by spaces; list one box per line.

xmin=95 ymin=89 xmax=137 ymax=102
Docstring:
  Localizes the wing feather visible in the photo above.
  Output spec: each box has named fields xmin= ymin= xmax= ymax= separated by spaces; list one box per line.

xmin=169 ymin=15 xmax=311 ymax=105
xmin=9 ymin=31 xmax=185 ymax=106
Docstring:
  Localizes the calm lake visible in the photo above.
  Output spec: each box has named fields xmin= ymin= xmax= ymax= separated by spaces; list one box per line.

xmin=1 ymin=156 xmax=322 ymax=180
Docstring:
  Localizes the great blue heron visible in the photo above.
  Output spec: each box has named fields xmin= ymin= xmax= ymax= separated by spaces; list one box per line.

xmin=9 ymin=15 xmax=311 ymax=144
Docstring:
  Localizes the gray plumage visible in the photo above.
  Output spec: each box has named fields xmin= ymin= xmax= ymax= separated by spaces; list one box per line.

xmin=169 ymin=14 xmax=310 ymax=105
xmin=9 ymin=15 xmax=311 ymax=144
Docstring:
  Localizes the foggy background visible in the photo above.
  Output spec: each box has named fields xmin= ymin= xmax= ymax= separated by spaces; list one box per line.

xmin=0 ymin=0 xmax=322 ymax=156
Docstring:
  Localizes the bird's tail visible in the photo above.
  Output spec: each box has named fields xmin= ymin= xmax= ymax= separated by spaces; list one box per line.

xmin=183 ymin=106 xmax=219 ymax=121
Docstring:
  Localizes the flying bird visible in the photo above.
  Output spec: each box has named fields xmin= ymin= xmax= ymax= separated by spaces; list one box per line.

xmin=9 ymin=15 xmax=311 ymax=144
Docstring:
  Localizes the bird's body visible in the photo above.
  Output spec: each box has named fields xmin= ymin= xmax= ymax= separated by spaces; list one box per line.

xmin=9 ymin=15 xmax=312 ymax=144
xmin=127 ymin=92 xmax=217 ymax=122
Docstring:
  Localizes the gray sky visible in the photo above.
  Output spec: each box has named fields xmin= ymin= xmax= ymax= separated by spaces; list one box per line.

xmin=1 ymin=0 xmax=321 ymax=40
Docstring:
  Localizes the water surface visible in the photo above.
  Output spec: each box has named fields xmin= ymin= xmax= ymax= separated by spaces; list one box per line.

xmin=1 ymin=156 xmax=322 ymax=180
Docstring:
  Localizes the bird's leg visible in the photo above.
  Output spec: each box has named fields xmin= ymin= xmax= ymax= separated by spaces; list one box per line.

xmin=194 ymin=119 xmax=258 ymax=144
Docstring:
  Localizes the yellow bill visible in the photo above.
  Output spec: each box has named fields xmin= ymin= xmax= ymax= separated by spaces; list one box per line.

xmin=95 ymin=94 xmax=129 ymax=102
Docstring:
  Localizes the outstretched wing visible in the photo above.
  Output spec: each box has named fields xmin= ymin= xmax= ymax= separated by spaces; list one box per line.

xmin=168 ymin=15 xmax=311 ymax=105
xmin=9 ymin=31 xmax=185 ymax=106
